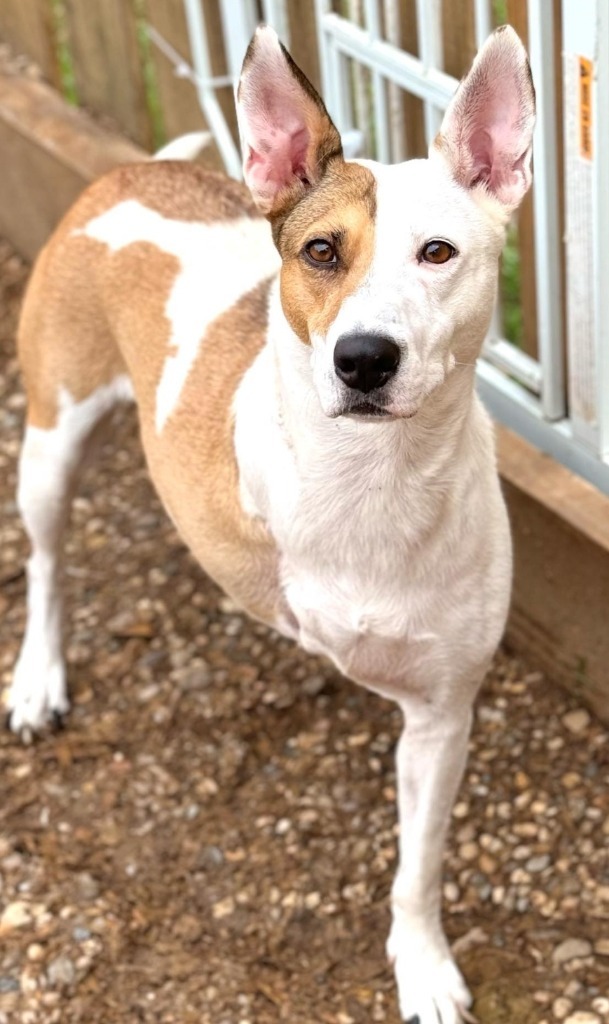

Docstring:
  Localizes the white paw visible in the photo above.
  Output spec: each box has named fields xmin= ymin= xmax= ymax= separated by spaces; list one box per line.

xmin=6 ymin=651 xmax=70 ymax=738
xmin=387 ymin=925 xmax=473 ymax=1024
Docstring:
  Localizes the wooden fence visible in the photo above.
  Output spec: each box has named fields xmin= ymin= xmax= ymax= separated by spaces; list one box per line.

xmin=0 ymin=0 xmax=322 ymax=154
xmin=0 ymin=0 xmax=564 ymax=360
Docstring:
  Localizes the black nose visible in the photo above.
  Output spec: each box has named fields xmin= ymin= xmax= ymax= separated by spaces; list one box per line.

xmin=334 ymin=333 xmax=401 ymax=393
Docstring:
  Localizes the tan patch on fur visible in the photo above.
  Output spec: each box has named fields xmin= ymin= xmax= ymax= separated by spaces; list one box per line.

xmin=16 ymin=155 xmax=373 ymax=627
xmin=18 ymin=160 xmax=282 ymax=620
xmin=69 ymin=162 xmax=262 ymax=231
xmin=18 ymin=162 xmax=261 ymax=429
xmin=90 ymin=243 xmax=282 ymax=621
xmin=142 ymin=281 xmax=282 ymax=624
xmin=276 ymin=161 xmax=376 ymax=345
xmin=19 ymin=238 xmax=128 ymax=429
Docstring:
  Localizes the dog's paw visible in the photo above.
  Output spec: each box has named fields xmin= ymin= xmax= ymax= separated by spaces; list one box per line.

xmin=388 ymin=926 xmax=473 ymax=1024
xmin=6 ymin=653 xmax=70 ymax=740
xmin=395 ymin=959 xmax=473 ymax=1024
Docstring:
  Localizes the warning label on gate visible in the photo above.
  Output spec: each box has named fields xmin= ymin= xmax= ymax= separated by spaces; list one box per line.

xmin=564 ymin=49 xmax=596 ymax=443
xmin=579 ymin=56 xmax=593 ymax=160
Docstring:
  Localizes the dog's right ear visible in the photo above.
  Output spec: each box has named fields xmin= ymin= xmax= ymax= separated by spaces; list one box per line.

xmin=237 ymin=26 xmax=343 ymax=218
xmin=432 ymin=25 xmax=536 ymax=215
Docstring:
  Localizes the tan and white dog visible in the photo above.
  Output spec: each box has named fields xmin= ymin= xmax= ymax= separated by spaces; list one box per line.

xmin=7 ymin=24 xmax=535 ymax=1024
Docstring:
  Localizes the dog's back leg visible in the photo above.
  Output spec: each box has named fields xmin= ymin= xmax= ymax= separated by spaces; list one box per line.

xmin=8 ymin=264 xmax=132 ymax=736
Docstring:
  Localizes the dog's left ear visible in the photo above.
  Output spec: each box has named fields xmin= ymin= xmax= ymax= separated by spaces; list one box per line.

xmin=237 ymin=26 xmax=343 ymax=218
xmin=433 ymin=25 xmax=535 ymax=213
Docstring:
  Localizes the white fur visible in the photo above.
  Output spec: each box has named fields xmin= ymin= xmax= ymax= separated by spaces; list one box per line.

xmin=14 ymin=25 xmax=533 ymax=1023
xmin=79 ymin=201 xmax=279 ymax=431
xmin=234 ymin=268 xmax=511 ymax=1020
xmin=311 ymin=158 xmax=505 ymax=420
xmin=232 ymin=65 xmax=524 ymax=1014
xmin=153 ymin=131 xmax=212 ymax=162
xmin=8 ymin=378 xmax=133 ymax=735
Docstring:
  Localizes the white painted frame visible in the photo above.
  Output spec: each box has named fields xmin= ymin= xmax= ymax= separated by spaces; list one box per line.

xmin=175 ymin=0 xmax=609 ymax=494
xmin=313 ymin=0 xmax=609 ymax=494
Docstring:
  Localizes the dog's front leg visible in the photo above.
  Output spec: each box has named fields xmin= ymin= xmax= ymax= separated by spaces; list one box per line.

xmin=387 ymin=695 xmax=475 ymax=1024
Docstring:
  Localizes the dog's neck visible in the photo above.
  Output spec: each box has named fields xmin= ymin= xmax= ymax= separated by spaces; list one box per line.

xmin=267 ymin=282 xmax=480 ymax=482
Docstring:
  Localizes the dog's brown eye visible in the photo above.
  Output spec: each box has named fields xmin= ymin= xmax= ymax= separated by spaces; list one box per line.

xmin=421 ymin=240 xmax=456 ymax=264
xmin=305 ymin=239 xmax=337 ymax=266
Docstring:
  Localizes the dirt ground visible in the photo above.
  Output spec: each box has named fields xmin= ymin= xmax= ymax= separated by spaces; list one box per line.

xmin=0 ymin=239 xmax=608 ymax=1024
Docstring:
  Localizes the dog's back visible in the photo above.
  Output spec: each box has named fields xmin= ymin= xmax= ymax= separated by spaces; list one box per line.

xmin=17 ymin=162 xmax=283 ymax=625
xmin=9 ymin=24 xmax=536 ymax=1023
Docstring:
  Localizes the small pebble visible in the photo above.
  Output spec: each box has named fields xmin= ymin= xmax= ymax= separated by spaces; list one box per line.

xmin=0 ymin=977 xmax=19 ymax=993
xmin=526 ymin=854 xmax=551 ymax=873
xmin=0 ymin=900 xmax=31 ymax=935
xmin=553 ymin=998 xmax=573 ymax=1020
xmin=443 ymin=882 xmax=460 ymax=903
xmin=212 ymin=897 xmax=235 ymax=919
xmin=47 ymin=955 xmax=76 ymax=988
xmin=552 ymin=938 xmax=593 ymax=964
xmin=562 ymin=709 xmax=591 ymax=734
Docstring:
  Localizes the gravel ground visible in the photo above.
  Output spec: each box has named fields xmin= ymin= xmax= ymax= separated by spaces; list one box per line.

xmin=0 ymin=239 xmax=608 ymax=1024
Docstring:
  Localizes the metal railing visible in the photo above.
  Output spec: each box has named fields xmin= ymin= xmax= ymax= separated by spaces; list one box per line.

xmin=181 ymin=0 xmax=609 ymax=495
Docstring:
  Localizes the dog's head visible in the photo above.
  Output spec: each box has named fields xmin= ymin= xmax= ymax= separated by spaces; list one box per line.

xmin=237 ymin=25 xmax=535 ymax=421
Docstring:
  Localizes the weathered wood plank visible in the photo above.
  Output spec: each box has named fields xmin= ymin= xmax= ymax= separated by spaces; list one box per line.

xmin=201 ymin=0 xmax=239 ymax=146
xmin=143 ymin=0 xmax=232 ymax=171
xmin=286 ymin=0 xmax=321 ymax=93
xmin=397 ymin=0 xmax=426 ymax=159
xmin=0 ymin=0 xmax=59 ymax=84
xmin=144 ymin=0 xmax=205 ymax=141
xmin=499 ymin=424 xmax=609 ymax=725
xmin=506 ymin=0 xmax=538 ymax=358
xmin=0 ymin=70 xmax=144 ymax=260
xmin=63 ymin=0 xmax=152 ymax=148
xmin=442 ymin=0 xmax=475 ymax=79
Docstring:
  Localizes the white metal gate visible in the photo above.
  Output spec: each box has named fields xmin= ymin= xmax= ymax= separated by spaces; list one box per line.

xmin=175 ymin=0 xmax=609 ymax=495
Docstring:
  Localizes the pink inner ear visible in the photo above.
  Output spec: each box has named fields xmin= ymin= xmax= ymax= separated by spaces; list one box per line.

xmin=466 ymin=102 xmax=529 ymax=206
xmin=439 ymin=29 xmax=535 ymax=210
xmin=469 ymin=127 xmax=493 ymax=185
xmin=245 ymin=122 xmax=310 ymax=196
xmin=465 ymin=78 xmax=523 ymax=182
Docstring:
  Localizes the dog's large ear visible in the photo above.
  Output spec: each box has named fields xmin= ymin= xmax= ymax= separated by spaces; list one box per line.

xmin=433 ymin=25 xmax=535 ymax=213
xmin=237 ymin=26 xmax=343 ymax=218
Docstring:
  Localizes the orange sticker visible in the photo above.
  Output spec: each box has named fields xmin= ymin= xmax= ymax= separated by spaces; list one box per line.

xmin=579 ymin=56 xmax=593 ymax=160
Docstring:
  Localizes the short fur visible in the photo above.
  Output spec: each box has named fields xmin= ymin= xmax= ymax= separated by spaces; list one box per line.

xmin=8 ymin=25 xmax=535 ymax=1024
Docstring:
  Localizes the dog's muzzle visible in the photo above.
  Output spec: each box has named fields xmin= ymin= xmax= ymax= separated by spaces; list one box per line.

xmin=334 ymin=333 xmax=401 ymax=394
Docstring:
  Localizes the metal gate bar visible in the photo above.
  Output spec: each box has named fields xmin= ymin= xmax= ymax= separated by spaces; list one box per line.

xmin=527 ymin=0 xmax=565 ymax=421
xmin=178 ymin=0 xmax=609 ymax=495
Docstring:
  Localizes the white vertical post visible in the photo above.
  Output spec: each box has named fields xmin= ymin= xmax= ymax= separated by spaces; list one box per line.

xmin=473 ymin=0 xmax=492 ymax=49
xmin=315 ymin=0 xmax=336 ymax=115
xmin=415 ymin=0 xmax=443 ymax=143
xmin=384 ymin=0 xmax=406 ymax=161
xmin=348 ymin=0 xmax=373 ymax=155
xmin=182 ymin=0 xmax=243 ymax=179
xmin=562 ymin=0 xmax=600 ymax=443
xmin=363 ymin=0 xmax=391 ymax=162
xmin=217 ymin=0 xmax=257 ymax=79
xmin=261 ymin=0 xmax=290 ymax=46
xmin=593 ymin=0 xmax=609 ymax=458
xmin=528 ymin=0 xmax=565 ymax=420
xmin=315 ymin=0 xmax=357 ymax=150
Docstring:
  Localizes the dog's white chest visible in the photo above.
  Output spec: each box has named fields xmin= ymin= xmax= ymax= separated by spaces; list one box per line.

xmin=280 ymin=568 xmax=426 ymax=690
xmin=234 ymin=342 xmax=511 ymax=698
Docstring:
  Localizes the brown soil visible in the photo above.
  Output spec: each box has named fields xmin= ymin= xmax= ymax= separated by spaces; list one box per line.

xmin=0 ymin=240 xmax=608 ymax=1024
